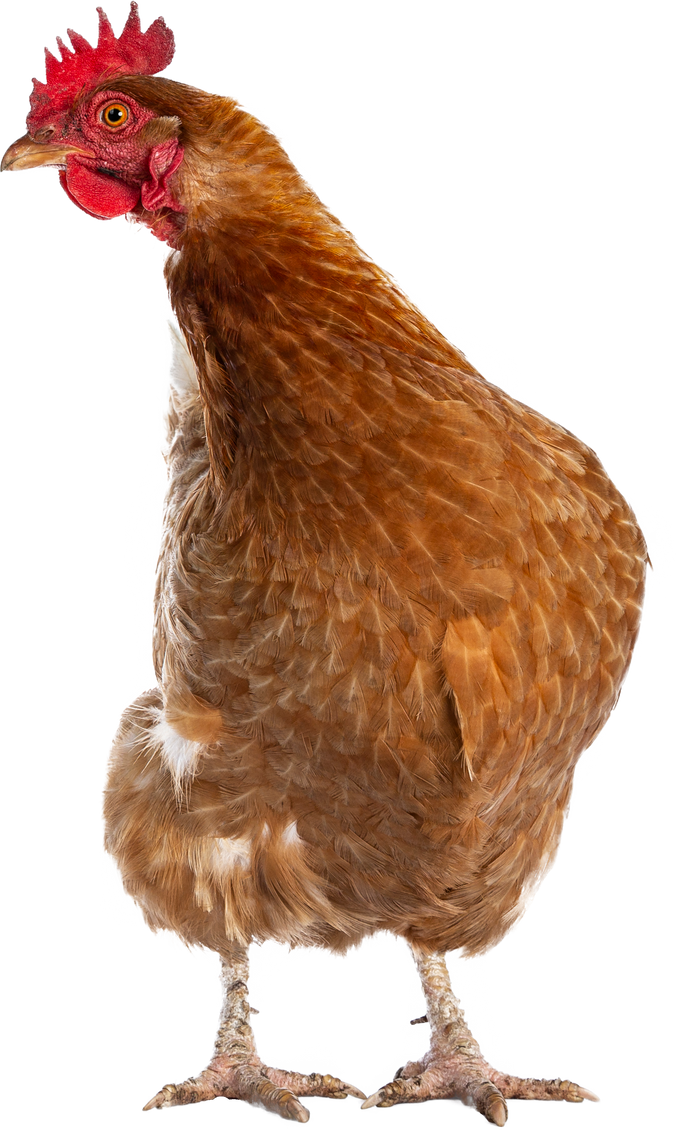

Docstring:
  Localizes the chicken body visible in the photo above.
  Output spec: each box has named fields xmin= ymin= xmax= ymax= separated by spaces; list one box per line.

xmin=105 ymin=292 xmax=643 ymax=962
xmin=3 ymin=13 xmax=646 ymax=1123
xmin=102 ymin=78 xmax=646 ymax=969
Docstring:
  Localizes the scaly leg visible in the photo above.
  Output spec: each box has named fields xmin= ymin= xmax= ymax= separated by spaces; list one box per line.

xmin=144 ymin=941 xmax=365 ymax=1123
xmin=362 ymin=946 xmax=597 ymax=1125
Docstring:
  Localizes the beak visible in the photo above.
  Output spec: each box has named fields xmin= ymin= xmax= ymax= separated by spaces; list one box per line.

xmin=1 ymin=134 xmax=92 ymax=172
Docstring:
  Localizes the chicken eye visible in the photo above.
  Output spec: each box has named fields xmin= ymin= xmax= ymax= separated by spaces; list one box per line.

xmin=101 ymin=103 xmax=129 ymax=129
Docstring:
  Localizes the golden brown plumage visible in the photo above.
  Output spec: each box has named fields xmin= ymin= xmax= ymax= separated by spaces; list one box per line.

xmin=103 ymin=75 xmax=645 ymax=968
xmin=2 ymin=8 xmax=646 ymax=1123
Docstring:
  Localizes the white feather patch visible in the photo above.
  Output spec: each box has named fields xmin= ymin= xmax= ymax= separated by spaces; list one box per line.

xmin=152 ymin=289 xmax=197 ymax=456
xmin=148 ymin=710 xmax=204 ymax=790
xmin=282 ymin=820 xmax=301 ymax=846
xmin=211 ymin=837 xmax=253 ymax=872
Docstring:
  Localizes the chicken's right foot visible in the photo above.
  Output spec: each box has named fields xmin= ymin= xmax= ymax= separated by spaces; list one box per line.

xmin=138 ymin=940 xmax=359 ymax=1117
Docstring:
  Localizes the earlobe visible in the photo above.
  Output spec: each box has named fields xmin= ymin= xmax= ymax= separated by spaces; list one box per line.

xmin=141 ymin=139 xmax=184 ymax=212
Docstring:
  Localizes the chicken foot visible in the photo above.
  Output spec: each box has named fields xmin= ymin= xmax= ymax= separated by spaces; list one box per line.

xmin=143 ymin=941 xmax=365 ymax=1123
xmin=362 ymin=946 xmax=597 ymax=1126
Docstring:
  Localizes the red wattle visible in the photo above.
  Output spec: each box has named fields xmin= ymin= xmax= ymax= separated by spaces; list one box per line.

xmin=61 ymin=158 xmax=141 ymax=219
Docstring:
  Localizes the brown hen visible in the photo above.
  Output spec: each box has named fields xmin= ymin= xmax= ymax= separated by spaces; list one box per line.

xmin=2 ymin=5 xmax=646 ymax=1126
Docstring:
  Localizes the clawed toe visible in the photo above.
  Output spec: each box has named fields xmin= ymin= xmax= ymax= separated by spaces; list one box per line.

xmin=267 ymin=1069 xmax=366 ymax=1101
xmin=361 ymin=1070 xmax=508 ymax=1125
xmin=490 ymin=1072 xmax=599 ymax=1105
xmin=143 ymin=1069 xmax=311 ymax=1121
xmin=362 ymin=1064 xmax=596 ymax=1123
xmin=143 ymin=1062 xmax=365 ymax=1121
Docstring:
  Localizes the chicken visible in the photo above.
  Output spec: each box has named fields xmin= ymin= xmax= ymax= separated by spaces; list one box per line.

xmin=1 ymin=4 xmax=647 ymax=1126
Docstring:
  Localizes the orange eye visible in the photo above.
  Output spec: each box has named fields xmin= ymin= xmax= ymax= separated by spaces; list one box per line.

xmin=101 ymin=103 xmax=129 ymax=129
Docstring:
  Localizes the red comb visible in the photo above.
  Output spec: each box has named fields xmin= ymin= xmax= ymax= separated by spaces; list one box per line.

xmin=28 ymin=3 xmax=174 ymax=130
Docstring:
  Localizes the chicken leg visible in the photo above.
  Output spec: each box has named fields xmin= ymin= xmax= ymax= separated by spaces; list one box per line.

xmin=143 ymin=941 xmax=365 ymax=1123
xmin=362 ymin=946 xmax=598 ymax=1125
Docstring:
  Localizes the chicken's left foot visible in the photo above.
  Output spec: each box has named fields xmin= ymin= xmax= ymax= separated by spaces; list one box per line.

xmin=362 ymin=947 xmax=597 ymax=1126
xmin=362 ymin=1066 xmax=596 ymax=1125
